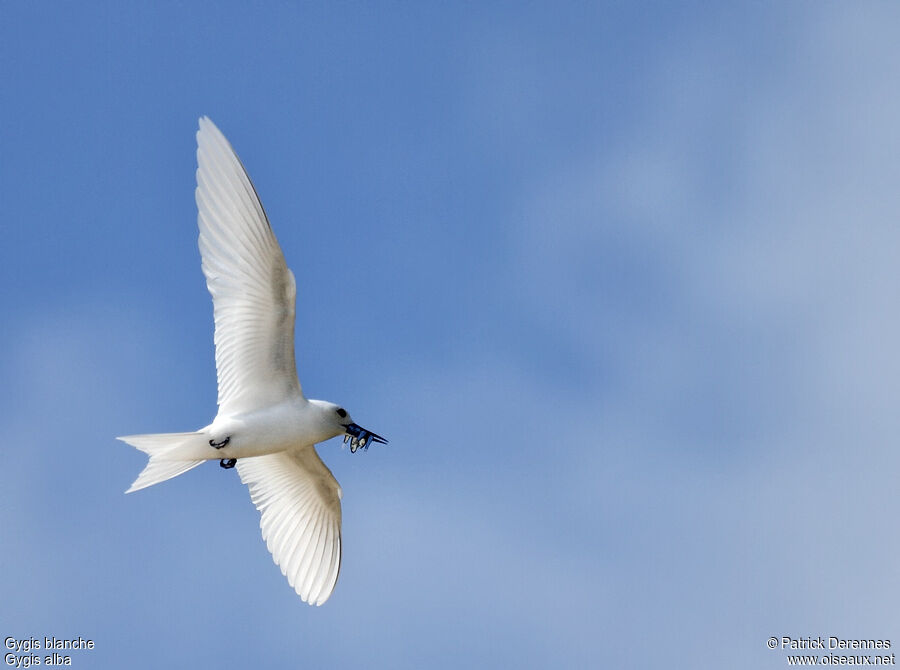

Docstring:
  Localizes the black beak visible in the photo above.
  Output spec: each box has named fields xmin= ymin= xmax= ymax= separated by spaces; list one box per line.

xmin=343 ymin=423 xmax=388 ymax=452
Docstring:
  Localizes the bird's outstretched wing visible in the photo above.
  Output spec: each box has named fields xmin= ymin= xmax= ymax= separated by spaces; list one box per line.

xmin=236 ymin=448 xmax=343 ymax=606
xmin=195 ymin=117 xmax=302 ymax=415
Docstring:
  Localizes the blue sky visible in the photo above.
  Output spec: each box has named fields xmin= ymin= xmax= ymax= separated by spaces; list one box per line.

xmin=2 ymin=2 xmax=900 ymax=668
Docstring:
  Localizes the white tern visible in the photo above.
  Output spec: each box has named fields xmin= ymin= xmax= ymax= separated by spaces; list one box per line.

xmin=119 ymin=116 xmax=386 ymax=606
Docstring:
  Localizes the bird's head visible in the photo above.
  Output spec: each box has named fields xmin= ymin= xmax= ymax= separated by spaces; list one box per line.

xmin=310 ymin=400 xmax=388 ymax=453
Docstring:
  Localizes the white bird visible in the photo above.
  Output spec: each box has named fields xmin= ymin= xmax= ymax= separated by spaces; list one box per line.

xmin=119 ymin=116 xmax=386 ymax=606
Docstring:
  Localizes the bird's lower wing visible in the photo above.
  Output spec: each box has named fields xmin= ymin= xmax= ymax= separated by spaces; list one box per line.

xmin=236 ymin=447 xmax=343 ymax=605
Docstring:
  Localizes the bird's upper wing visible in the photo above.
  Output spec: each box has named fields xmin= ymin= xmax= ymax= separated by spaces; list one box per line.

xmin=195 ymin=116 xmax=302 ymax=415
xmin=236 ymin=447 xmax=343 ymax=605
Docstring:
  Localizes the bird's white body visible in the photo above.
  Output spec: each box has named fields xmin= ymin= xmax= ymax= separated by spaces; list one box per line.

xmin=119 ymin=117 xmax=384 ymax=606
xmin=195 ymin=399 xmax=343 ymax=461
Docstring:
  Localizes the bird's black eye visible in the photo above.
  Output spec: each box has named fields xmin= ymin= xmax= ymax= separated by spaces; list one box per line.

xmin=336 ymin=408 xmax=347 ymax=418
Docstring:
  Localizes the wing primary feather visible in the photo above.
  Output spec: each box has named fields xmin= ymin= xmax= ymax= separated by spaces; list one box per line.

xmin=311 ymin=522 xmax=336 ymax=605
xmin=292 ymin=507 xmax=325 ymax=595
xmin=298 ymin=509 xmax=328 ymax=599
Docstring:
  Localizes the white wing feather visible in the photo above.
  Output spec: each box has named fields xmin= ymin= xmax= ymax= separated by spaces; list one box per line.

xmin=195 ymin=116 xmax=302 ymax=415
xmin=237 ymin=448 xmax=343 ymax=606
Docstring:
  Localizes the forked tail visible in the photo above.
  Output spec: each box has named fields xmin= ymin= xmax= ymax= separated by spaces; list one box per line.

xmin=118 ymin=432 xmax=207 ymax=493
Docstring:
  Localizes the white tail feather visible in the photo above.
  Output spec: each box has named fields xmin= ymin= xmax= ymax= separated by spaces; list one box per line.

xmin=118 ymin=432 xmax=207 ymax=493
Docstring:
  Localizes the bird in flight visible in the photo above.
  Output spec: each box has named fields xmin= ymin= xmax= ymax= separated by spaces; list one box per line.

xmin=119 ymin=117 xmax=386 ymax=606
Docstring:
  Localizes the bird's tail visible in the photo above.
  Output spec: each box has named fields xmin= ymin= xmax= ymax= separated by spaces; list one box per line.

xmin=118 ymin=432 xmax=207 ymax=493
